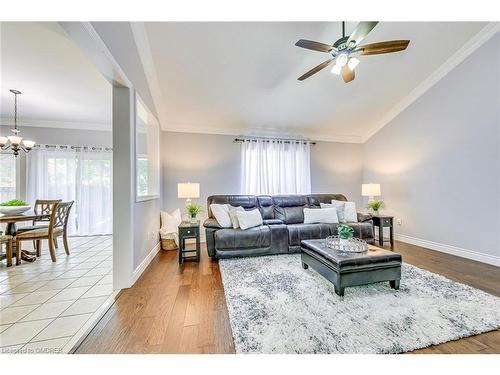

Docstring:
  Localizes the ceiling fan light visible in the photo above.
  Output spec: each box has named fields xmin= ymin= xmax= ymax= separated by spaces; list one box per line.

xmin=348 ymin=57 xmax=360 ymax=71
xmin=335 ymin=53 xmax=348 ymax=67
xmin=330 ymin=64 xmax=342 ymax=75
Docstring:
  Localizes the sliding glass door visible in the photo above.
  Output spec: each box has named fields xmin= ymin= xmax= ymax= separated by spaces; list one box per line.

xmin=27 ymin=147 xmax=112 ymax=235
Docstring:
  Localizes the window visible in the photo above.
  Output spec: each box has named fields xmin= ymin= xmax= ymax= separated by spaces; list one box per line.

xmin=27 ymin=147 xmax=112 ymax=235
xmin=240 ymin=138 xmax=311 ymax=195
xmin=0 ymin=153 xmax=17 ymax=202
xmin=135 ymin=96 xmax=159 ymax=201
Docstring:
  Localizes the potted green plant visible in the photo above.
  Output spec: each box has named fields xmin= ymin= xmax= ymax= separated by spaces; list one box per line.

xmin=367 ymin=199 xmax=383 ymax=215
xmin=337 ymin=224 xmax=354 ymax=246
xmin=186 ymin=202 xmax=202 ymax=223
xmin=0 ymin=199 xmax=31 ymax=215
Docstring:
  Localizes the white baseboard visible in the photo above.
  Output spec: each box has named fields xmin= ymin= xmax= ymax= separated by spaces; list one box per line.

xmin=131 ymin=241 xmax=161 ymax=285
xmin=395 ymin=234 xmax=500 ymax=267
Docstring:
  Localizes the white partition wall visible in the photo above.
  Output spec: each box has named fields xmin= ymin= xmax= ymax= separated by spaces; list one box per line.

xmin=112 ymin=86 xmax=135 ymax=289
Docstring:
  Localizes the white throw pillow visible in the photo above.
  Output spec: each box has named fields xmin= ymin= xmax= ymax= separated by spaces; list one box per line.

xmin=228 ymin=206 xmax=245 ymax=228
xmin=210 ymin=203 xmax=232 ymax=228
xmin=322 ymin=201 xmax=346 ymax=222
xmin=303 ymin=207 xmax=339 ymax=224
xmin=236 ymin=209 xmax=263 ymax=230
xmin=160 ymin=209 xmax=182 ymax=244
xmin=160 ymin=208 xmax=182 ymax=233
xmin=332 ymin=200 xmax=358 ymax=223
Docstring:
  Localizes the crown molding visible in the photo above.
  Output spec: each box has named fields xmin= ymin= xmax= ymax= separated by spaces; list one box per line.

xmin=0 ymin=117 xmax=111 ymax=131
xmin=362 ymin=22 xmax=500 ymax=143
xmin=163 ymin=122 xmax=363 ymax=143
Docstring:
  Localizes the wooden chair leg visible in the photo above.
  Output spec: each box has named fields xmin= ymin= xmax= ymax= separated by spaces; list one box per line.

xmin=15 ymin=239 xmax=21 ymax=265
xmin=48 ymin=238 xmax=57 ymax=262
xmin=6 ymin=240 xmax=13 ymax=267
xmin=53 ymin=237 xmax=58 ymax=249
xmin=36 ymin=240 xmax=41 ymax=257
xmin=62 ymin=234 xmax=70 ymax=255
xmin=32 ymin=240 xmax=36 ymax=251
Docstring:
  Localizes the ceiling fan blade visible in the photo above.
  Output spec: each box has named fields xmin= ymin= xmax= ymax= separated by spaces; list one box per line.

xmin=295 ymin=39 xmax=333 ymax=53
xmin=341 ymin=65 xmax=355 ymax=83
xmin=346 ymin=21 xmax=378 ymax=47
xmin=298 ymin=59 xmax=334 ymax=81
xmin=359 ymin=40 xmax=410 ymax=55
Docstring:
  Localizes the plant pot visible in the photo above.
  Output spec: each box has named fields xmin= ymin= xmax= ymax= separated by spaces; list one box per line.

xmin=372 ymin=210 xmax=379 ymax=216
xmin=190 ymin=216 xmax=197 ymax=224
xmin=0 ymin=205 xmax=31 ymax=215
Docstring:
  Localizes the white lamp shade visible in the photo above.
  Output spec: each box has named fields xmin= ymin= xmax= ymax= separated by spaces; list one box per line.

xmin=22 ymin=140 xmax=35 ymax=149
xmin=362 ymin=183 xmax=381 ymax=197
xmin=7 ymin=135 xmax=22 ymax=146
xmin=177 ymin=182 xmax=200 ymax=199
xmin=0 ymin=136 xmax=7 ymax=146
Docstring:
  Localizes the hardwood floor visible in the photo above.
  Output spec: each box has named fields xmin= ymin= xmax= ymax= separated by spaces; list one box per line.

xmin=74 ymin=241 xmax=500 ymax=354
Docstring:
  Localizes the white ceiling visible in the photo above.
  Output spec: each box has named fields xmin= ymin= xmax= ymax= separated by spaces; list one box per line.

xmin=142 ymin=22 xmax=488 ymax=142
xmin=0 ymin=22 xmax=491 ymax=141
xmin=0 ymin=22 xmax=111 ymax=130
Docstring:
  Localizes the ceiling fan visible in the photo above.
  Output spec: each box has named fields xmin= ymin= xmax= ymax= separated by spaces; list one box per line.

xmin=295 ymin=21 xmax=410 ymax=83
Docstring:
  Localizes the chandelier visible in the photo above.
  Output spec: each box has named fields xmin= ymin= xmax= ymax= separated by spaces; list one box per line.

xmin=0 ymin=89 xmax=36 ymax=156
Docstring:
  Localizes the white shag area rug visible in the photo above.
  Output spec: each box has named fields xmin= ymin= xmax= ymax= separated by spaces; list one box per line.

xmin=219 ymin=254 xmax=500 ymax=354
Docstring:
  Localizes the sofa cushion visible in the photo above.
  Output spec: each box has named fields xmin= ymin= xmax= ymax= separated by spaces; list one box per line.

xmin=215 ymin=225 xmax=270 ymax=250
xmin=274 ymin=206 xmax=305 ymax=224
xmin=306 ymin=194 xmax=348 ymax=207
xmin=257 ymin=195 xmax=274 ymax=219
xmin=272 ymin=195 xmax=307 ymax=224
xmin=207 ymin=195 xmax=257 ymax=217
xmin=287 ymin=223 xmax=331 ymax=246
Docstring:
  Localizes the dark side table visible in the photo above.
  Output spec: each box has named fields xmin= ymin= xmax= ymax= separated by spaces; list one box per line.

xmin=178 ymin=221 xmax=200 ymax=264
xmin=372 ymin=215 xmax=394 ymax=249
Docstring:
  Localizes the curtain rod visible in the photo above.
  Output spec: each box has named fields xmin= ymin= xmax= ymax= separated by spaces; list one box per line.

xmin=33 ymin=144 xmax=113 ymax=152
xmin=234 ymin=137 xmax=316 ymax=145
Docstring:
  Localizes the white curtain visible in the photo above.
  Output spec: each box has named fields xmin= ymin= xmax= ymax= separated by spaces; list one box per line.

xmin=0 ymin=153 xmax=17 ymax=203
xmin=27 ymin=146 xmax=112 ymax=235
xmin=241 ymin=138 xmax=311 ymax=195
xmin=27 ymin=148 xmax=78 ymax=233
xmin=77 ymin=151 xmax=113 ymax=235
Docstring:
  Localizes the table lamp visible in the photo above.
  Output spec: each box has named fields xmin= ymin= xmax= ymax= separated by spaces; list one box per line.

xmin=362 ymin=183 xmax=381 ymax=202
xmin=177 ymin=182 xmax=200 ymax=205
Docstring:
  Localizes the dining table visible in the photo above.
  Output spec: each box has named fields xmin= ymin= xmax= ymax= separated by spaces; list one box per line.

xmin=0 ymin=211 xmax=50 ymax=262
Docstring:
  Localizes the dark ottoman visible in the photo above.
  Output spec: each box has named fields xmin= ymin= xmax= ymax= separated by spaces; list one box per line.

xmin=301 ymin=239 xmax=402 ymax=296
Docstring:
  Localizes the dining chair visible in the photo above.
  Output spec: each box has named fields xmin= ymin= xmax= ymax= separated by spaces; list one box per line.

xmin=15 ymin=201 xmax=74 ymax=264
xmin=0 ymin=234 xmax=14 ymax=267
xmin=16 ymin=199 xmax=62 ymax=249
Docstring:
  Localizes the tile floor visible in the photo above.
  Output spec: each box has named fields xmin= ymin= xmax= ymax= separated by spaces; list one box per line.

xmin=0 ymin=236 xmax=113 ymax=354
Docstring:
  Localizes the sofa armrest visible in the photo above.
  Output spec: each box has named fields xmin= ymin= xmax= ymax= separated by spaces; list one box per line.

xmin=357 ymin=212 xmax=373 ymax=223
xmin=263 ymin=219 xmax=284 ymax=225
xmin=204 ymin=218 xmax=222 ymax=229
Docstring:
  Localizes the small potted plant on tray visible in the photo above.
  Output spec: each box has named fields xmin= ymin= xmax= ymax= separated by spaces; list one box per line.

xmin=0 ymin=199 xmax=31 ymax=215
xmin=186 ymin=202 xmax=202 ymax=224
xmin=337 ymin=224 xmax=354 ymax=246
